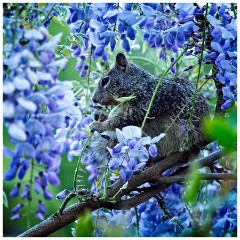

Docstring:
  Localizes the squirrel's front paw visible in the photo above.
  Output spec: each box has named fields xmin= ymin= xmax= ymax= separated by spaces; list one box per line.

xmin=89 ymin=121 xmax=104 ymax=133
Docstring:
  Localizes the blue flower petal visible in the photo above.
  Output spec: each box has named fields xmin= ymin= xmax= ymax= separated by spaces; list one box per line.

xmin=8 ymin=124 xmax=27 ymax=142
xmin=3 ymin=81 xmax=15 ymax=94
xmin=47 ymin=171 xmax=60 ymax=186
xmin=93 ymin=45 xmax=104 ymax=58
xmin=9 ymin=183 xmax=21 ymax=197
xmin=17 ymin=98 xmax=37 ymax=112
xmin=43 ymin=187 xmax=53 ymax=200
xmin=3 ymin=146 xmax=15 ymax=158
xmin=149 ymin=144 xmax=158 ymax=158
xmin=109 ymin=158 xmax=120 ymax=171
xmin=15 ymin=142 xmax=36 ymax=158
xmin=207 ymin=14 xmax=222 ymax=27
xmin=13 ymin=76 xmax=31 ymax=90
xmin=18 ymin=160 xmax=30 ymax=180
xmin=45 ymin=113 xmax=65 ymax=128
xmin=11 ymin=203 xmax=24 ymax=214
xmin=26 ymin=119 xmax=46 ymax=135
xmin=21 ymin=184 xmax=30 ymax=199
xmin=141 ymin=4 xmax=155 ymax=17
xmin=126 ymin=26 xmax=136 ymax=40
xmin=122 ymin=37 xmax=130 ymax=52
xmin=118 ymin=11 xmax=140 ymax=26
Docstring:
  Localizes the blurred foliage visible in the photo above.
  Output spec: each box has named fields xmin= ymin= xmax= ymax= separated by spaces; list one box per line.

xmin=75 ymin=210 xmax=93 ymax=237
xmin=183 ymin=163 xmax=201 ymax=204
xmin=204 ymin=106 xmax=237 ymax=153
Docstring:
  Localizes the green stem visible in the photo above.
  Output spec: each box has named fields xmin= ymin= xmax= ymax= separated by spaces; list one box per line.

xmin=27 ymin=158 xmax=34 ymax=229
xmin=155 ymin=195 xmax=185 ymax=229
xmin=185 ymin=202 xmax=199 ymax=227
xmin=231 ymin=3 xmax=237 ymax=19
xmin=73 ymin=133 xmax=93 ymax=192
xmin=141 ymin=49 xmax=187 ymax=130
xmin=12 ymin=5 xmax=19 ymax=49
xmin=195 ymin=3 xmax=209 ymax=89
xmin=103 ymin=169 xmax=110 ymax=199
xmin=40 ymin=3 xmax=56 ymax=25
xmin=181 ymin=3 xmax=209 ymax=149
xmin=86 ymin=45 xmax=93 ymax=106
xmin=134 ymin=207 xmax=140 ymax=236
xmin=57 ymin=37 xmax=70 ymax=54
xmin=165 ymin=77 xmax=210 ymax=133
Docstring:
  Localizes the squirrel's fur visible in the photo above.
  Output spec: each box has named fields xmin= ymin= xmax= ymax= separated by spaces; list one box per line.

xmin=89 ymin=53 xmax=209 ymax=162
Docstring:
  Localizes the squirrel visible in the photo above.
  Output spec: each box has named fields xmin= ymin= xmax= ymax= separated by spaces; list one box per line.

xmin=89 ymin=53 xmax=209 ymax=162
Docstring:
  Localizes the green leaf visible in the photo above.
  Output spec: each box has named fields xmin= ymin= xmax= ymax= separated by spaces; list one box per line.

xmin=38 ymin=3 xmax=46 ymax=8
xmin=75 ymin=210 xmax=93 ymax=237
xmin=103 ymin=169 xmax=110 ymax=199
xmin=204 ymin=106 xmax=237 ymax=153
xmin=60 ymin=49 xmax=71 ymax=57
xmin=3 ymin=191 xmax=8 ymax=208
xmin=70 ymin=40 xmax=81 ymax=47
xmin=115 ymin=95 xmax=136 ymax=103
xmin=108 ymin=105 xmax=119 ymax=119
xmin=203 ymin=63 xmax=213 ymax=74
xmin=51 ymin=16 xmax=65 ymax=27
xmin=184 ymin=163 xmax=201 ymax=204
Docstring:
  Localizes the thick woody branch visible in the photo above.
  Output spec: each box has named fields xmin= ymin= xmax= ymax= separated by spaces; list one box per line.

xmin=18 ymin=148 xmax=233 ymax=237
xmin=157 ymin=173 xmax=237 ymax=184
xmin=107 ymin=152 xmax=187 ymax=200
xmin=18 ymin=201 xmax=107 ymax=237
xmin=112 ymin=172 xmax=237 ymax=210
xmin=111 ymin=149 xmax=230 ymax=210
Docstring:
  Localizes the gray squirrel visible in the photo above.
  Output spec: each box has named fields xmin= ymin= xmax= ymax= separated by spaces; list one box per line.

xmin=89 ymin=53 xmax=209 ymax=162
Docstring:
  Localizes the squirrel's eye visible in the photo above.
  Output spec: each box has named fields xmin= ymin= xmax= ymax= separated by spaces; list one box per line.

xmin=100 ymin=76 xmax=110 ymax=88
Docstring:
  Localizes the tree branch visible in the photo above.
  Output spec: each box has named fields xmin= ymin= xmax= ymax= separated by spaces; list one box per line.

xmin=18 ymin=148 xmax=234 ymax=237
xmin=18 ymin=201 xmax=106 ymax=237
xmin=157 ymin=173 xmax=237 ymax=184
xmin=107 ymin=152 xmax=187 ymax=200
xmin=108 ymin=149 xmax=230 ymax=210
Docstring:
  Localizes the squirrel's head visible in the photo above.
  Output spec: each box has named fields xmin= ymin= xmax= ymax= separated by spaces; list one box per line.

xmin=92 ymin=53 xmax=152 ymax=106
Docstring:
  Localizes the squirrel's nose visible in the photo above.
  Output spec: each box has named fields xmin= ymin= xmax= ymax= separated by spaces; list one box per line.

xmin=91 ymin=92 xmax=98 ymax=104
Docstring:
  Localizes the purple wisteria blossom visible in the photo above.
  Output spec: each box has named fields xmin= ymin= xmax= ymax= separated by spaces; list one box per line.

xmin=107 ymin=126 xmax=165 ymax=182
xmin=3 ymin=20 xmax=79 ymax=220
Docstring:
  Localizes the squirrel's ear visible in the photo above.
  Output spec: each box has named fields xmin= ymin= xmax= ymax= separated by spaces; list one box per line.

xmin=116 ymin=53 xmax=128 ymax=71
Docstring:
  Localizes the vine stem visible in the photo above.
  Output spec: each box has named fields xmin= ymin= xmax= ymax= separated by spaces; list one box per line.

xmin=27 ymin=158 xmax=35 ymax=229
xmin=165 ymin=77 xmax=210 ymax=133
xmin=40 ymin=3 xmax=56 ymax=25
xmin=155 ymin=195 xmax=185 ymax=229
xmin=73 ymin=133 xmax=93 ymax=193
xmin=57 ymin=37 xmax=70 ymax=54
xmin=134 ymin=207 xmax=140 ymax=236
xmin=231 ymin=3 xmax=237 ymax=19
xmin=12 ymin=5 xmax=19 ymax=49
xmin=86 ymin=45 xmax=93 ymax=106
xmin=181 ymin=3 xmax=209 ymax=149
xmin=184 ymin=202 xmax=199 ymax=227
xmin=141 ymin=49 xmax=187 ymax=130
